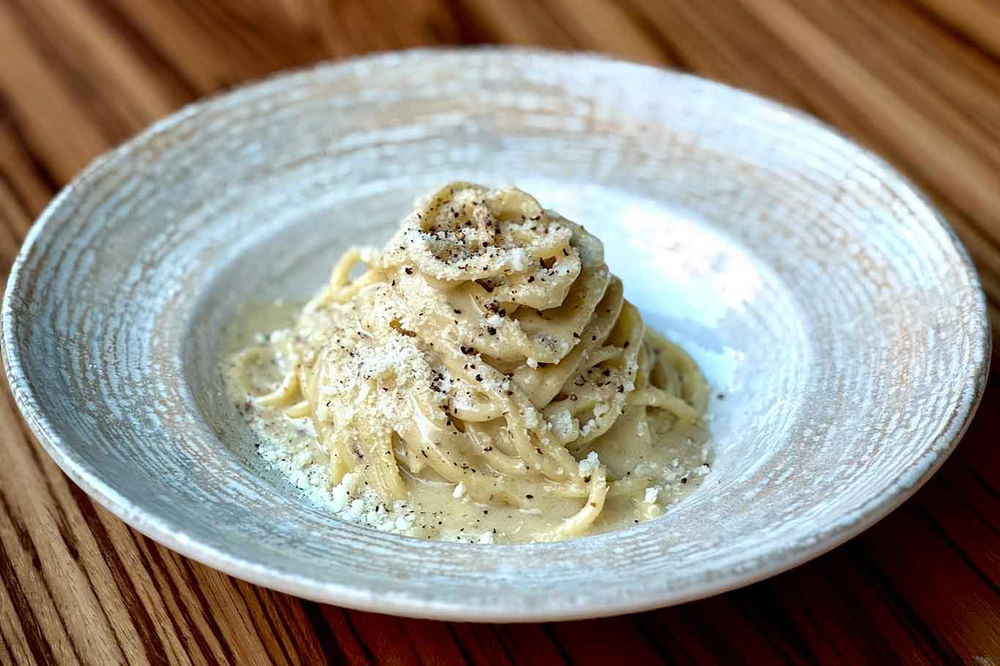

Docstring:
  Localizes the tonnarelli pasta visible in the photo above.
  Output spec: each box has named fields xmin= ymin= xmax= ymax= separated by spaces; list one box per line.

xmin=228 ymin=183 xmax=710 ymax=542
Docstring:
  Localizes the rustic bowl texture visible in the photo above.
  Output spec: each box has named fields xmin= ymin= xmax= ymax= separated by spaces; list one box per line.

xmin=2 ymin=49 xmax=989 ymax=621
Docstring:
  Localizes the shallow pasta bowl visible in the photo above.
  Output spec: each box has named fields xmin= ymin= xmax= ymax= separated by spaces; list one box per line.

xmin=1 ymin=49 xmax=989 ymax=621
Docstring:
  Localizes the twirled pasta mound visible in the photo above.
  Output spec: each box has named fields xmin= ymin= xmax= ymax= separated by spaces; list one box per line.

xmin=237 ymin=183 xmax=709 ymax=541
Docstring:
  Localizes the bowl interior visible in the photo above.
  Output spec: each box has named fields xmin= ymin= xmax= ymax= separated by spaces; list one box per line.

xmin=189 ymin=180 xmax=809 ymax=513
xmin=4 ymin=50 xmax=987 ymax=620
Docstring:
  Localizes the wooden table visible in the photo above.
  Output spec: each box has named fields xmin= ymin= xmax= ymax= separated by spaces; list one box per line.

xmin=1 ymin=1 xmax=998 ymax=663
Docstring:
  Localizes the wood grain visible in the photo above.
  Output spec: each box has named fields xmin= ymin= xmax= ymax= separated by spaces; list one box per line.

xmin=1 ymin=0 xmax=998 ymax=663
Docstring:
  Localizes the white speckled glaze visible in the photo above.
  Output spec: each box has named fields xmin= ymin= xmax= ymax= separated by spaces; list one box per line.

xmin=1 ymin=49 xmax=990 ymax=622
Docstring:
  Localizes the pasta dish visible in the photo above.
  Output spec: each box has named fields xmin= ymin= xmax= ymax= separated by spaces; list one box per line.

xmin=226 ymin=183 xmax=710 ymax=542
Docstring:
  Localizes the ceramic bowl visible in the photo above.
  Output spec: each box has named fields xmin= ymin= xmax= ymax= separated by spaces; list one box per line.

xmin=2 ymin=49 xmax=989 ymax=621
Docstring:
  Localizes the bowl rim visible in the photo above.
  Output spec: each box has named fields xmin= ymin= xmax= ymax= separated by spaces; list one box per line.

xmin=2 ymin=47 xmax=991 ymax=622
